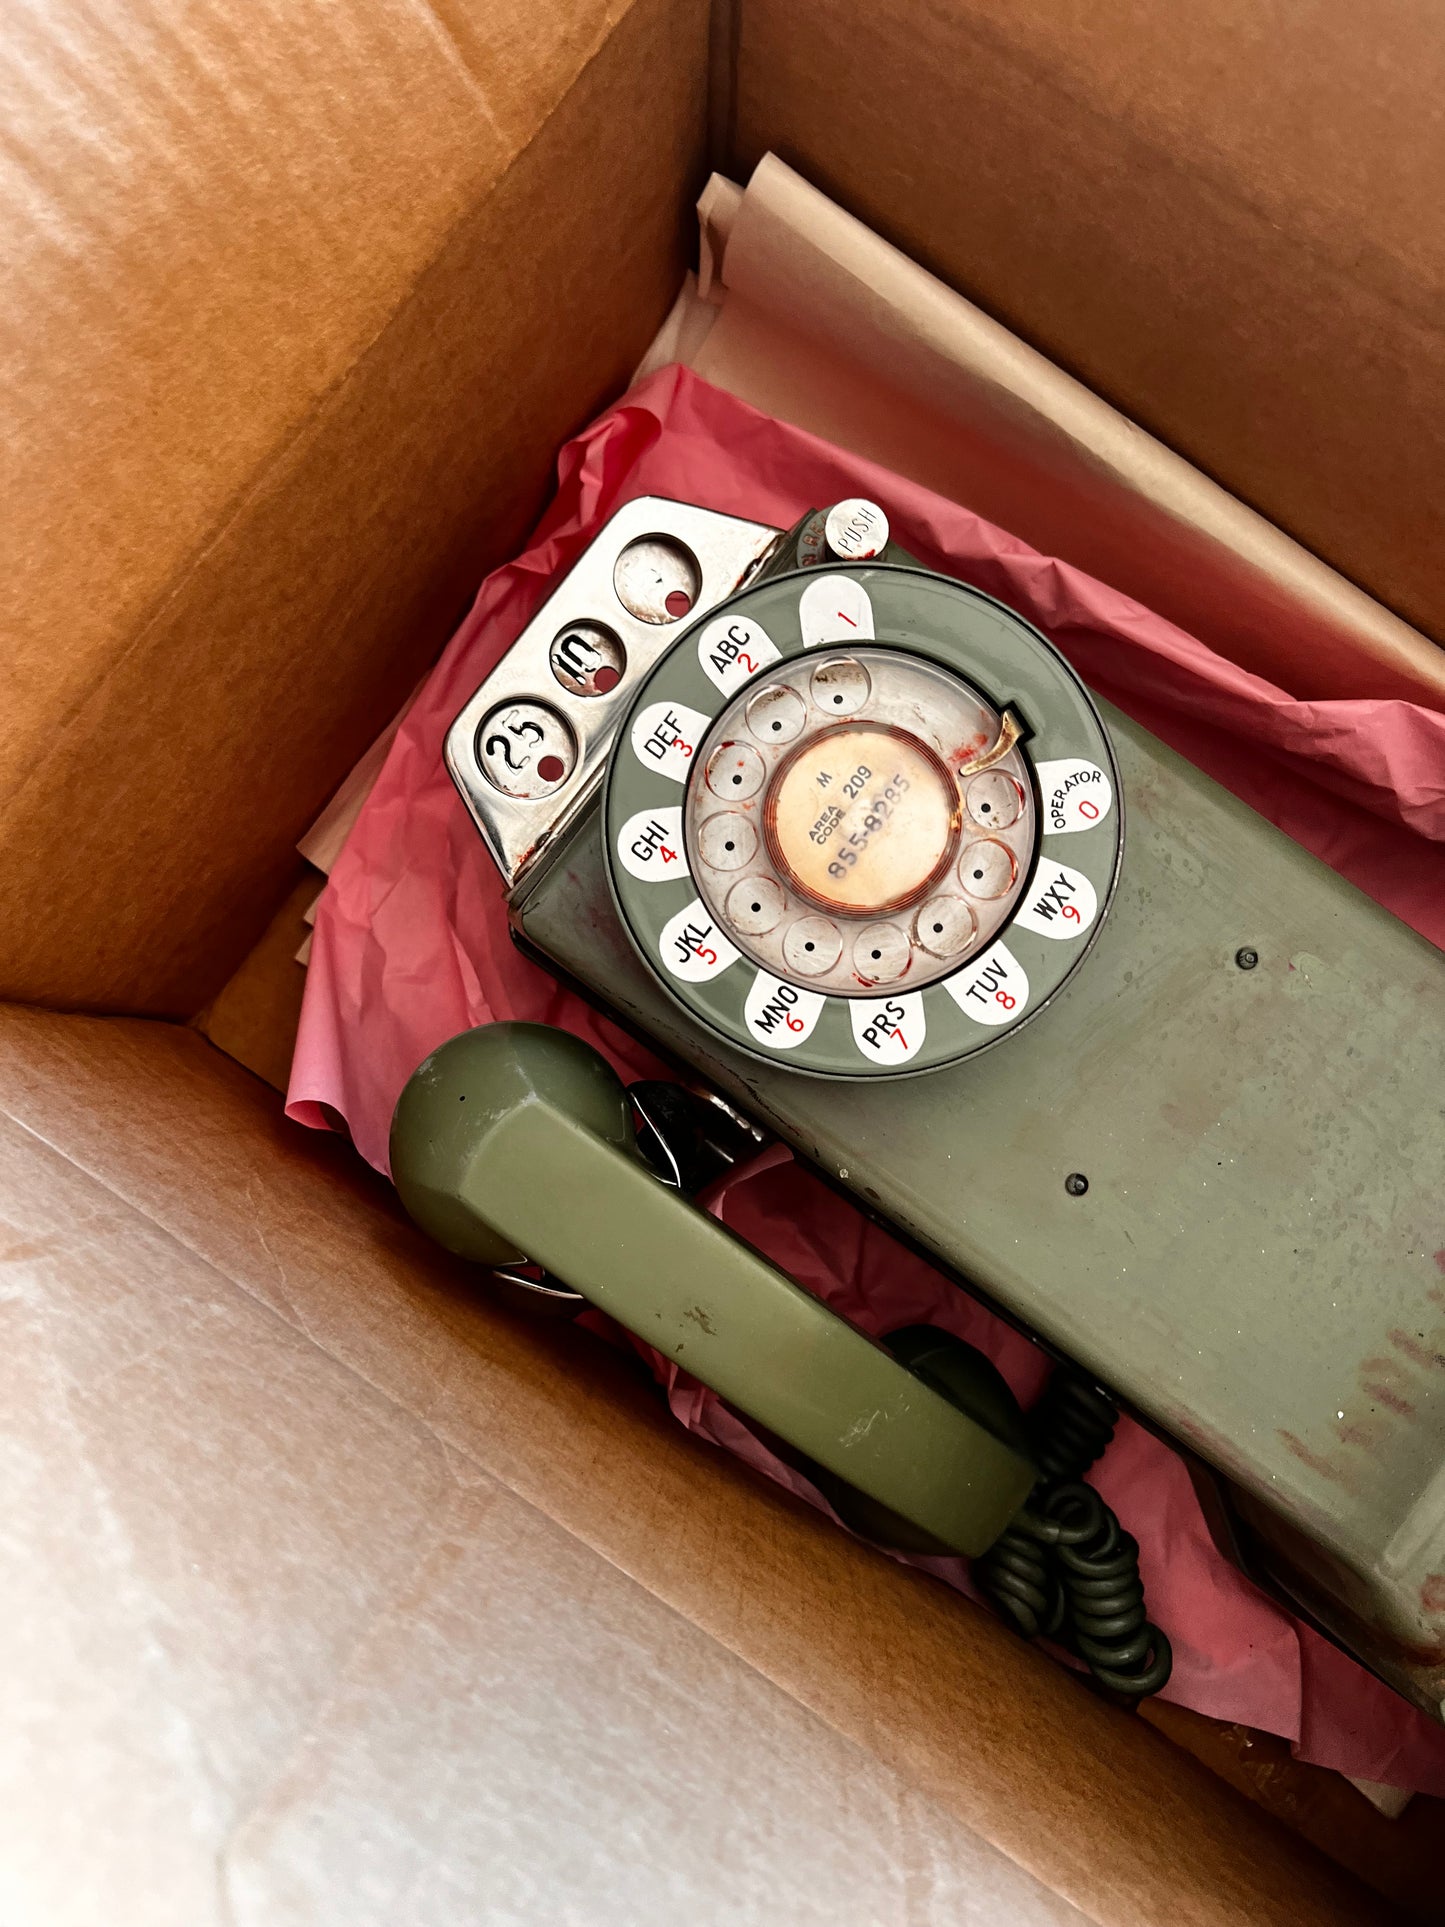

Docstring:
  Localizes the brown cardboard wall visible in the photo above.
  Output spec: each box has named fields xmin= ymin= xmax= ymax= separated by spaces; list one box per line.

xmin=1 ymin=0 xmax=708 ymax=1017
xmin=728 ymin=0 xmax=1445 ymax=650
xmin=0 ymin=1002 xmax=1391 ymax=1926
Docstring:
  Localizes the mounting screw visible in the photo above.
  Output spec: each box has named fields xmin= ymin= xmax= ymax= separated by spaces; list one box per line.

xmin=1064 ymin=1172 xmax=1089 ymax=1197
xmin=1235 ymin=947 xmax=1259 ymax=970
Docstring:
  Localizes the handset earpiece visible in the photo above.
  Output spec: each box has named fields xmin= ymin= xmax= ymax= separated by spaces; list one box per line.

xmin=391 ymin=1021 xmax=1037 ymax=1555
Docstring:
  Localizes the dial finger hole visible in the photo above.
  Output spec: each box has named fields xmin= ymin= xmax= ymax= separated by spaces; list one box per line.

xmin=726 ymin=876 xmax=786 ymax=936
xmin=852 ymin=922 xmax=911 ymax=986
xmin=966 ymin=769 xmax=1023 ymax=829
xmin=912 ymin=894 xmax=976 ymax=959
xmin=746 ymin=682 xmax=807 ymax=745
xmin=809 ymin=656 xmax=872 ymax=716
xmin=698 ymin=812 xmax=757 ymax=871
xmin=781 ymin=915 xmax=843 ymax=977
xmin=958 ymin=838 xmax=1017 ymax=900
xmin=705 ymin=740 xmax=766 ymax=800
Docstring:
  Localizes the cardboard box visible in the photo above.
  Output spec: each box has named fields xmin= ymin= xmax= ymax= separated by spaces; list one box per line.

xmin=5 ymin=1 xmax=1442 ymax=1918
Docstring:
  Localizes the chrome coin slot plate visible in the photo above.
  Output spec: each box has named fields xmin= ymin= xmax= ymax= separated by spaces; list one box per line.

xmin=447 ymin=498 xmax=780 ymax=883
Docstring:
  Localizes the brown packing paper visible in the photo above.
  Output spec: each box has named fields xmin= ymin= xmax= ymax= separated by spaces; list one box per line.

xmin=689 ymin=157 xmax=1445 ymax=708
xmin=192 ymin=870 xmax=321 ymax=1094
xmin=0 ymin=1002 xmax=1395 ymax=1925
xmin=729 ymin=0 xmax=1445 ymax=654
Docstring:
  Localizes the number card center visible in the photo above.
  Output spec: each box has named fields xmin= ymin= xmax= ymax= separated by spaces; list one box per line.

xmin=765 ymin=721 xmax=959 ymax=915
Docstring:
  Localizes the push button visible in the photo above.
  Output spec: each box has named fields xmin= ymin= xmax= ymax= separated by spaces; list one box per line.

xmin=823 ymin=498 xmax=890 ymax=561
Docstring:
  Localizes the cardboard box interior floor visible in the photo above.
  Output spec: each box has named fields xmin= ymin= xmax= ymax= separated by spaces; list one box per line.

xmin=9 ymin=0 xmax=1445 ymax=1918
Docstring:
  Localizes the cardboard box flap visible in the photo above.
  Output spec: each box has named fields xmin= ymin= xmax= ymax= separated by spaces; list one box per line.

xmin=5 ymin=0 xmax=508 ymax=751
xmin=0 ymin=0 xmax=707 ymax=1015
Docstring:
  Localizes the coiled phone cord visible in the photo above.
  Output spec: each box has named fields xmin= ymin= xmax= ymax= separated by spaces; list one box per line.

xmin=976 ymin=1375 xmax=1173 ymax=1699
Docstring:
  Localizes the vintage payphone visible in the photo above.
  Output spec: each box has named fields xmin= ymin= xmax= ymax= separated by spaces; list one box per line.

xmin=391 ymin=497 xmax=1445 ymax=1719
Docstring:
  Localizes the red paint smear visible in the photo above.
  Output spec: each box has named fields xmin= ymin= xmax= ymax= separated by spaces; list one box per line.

xmin=1390 ymin=1328 xmax=1445 ymax=1371
xmin=1278 ymin=1429 xmax=1357 ymax=1489
xmin=1337 ymin=1420 xmax=1387 ymax=1450
xmin=1422 ymin=1577 xmax=1445 ymax=1614
xmin=1434 ymin=1249 xmax=1445 ymax=1273
xmin=1363 ymin=1381 xmax=1415 ymax=1417
xmin=948 ymin=730 xmax=991 ymax=772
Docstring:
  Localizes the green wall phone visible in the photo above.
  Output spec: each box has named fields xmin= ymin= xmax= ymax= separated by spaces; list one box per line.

xmin=391 ymin=497 xmax=1445 ymax=1720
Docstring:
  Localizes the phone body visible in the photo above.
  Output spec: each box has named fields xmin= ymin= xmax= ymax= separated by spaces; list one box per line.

xmin=445 ymin=497 xmax=1445 ymax=1722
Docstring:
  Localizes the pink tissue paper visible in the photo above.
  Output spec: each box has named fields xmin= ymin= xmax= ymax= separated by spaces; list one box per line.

xmin=289 ymin=364 xmax=1445 ymax=1792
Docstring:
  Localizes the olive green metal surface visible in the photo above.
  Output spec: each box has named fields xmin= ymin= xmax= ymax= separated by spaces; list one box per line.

xmin=515 ymin=704 xmax=1445 ymax=1719
xmin=391 ymin=1022 xmax=1037 ymax=1555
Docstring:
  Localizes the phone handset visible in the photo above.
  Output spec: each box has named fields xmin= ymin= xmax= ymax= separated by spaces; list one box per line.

xmin=390 ymin=1021 xmax=1038 ymax=1555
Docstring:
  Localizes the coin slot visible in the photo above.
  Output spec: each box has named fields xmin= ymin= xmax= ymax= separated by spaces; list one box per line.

xmin=549 ymin=620 xmax=627 ymax=697
xmin=475 ymin=700 xmax=577 ymax=800
xmin=614 ymin=535 xmax=703 ymax=625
